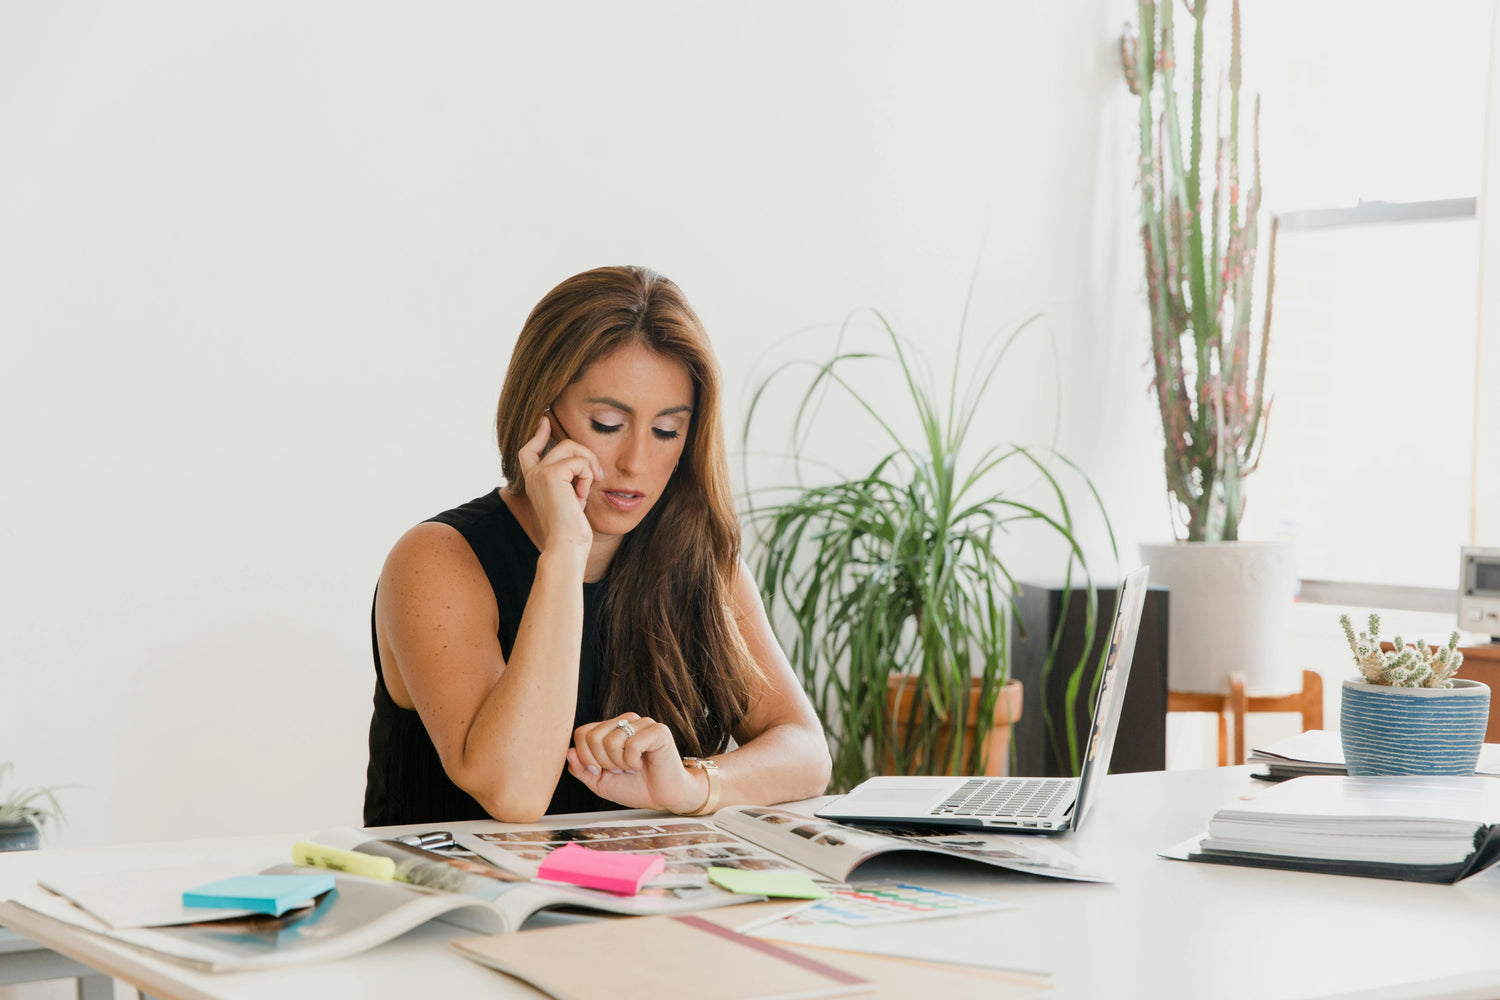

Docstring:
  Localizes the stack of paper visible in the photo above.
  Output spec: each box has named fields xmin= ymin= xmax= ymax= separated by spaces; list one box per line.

xmin=1248 ymin=730 xmax=1500 ymax=781
xmin=1163 ymin=774 xmax=1500 ymax=882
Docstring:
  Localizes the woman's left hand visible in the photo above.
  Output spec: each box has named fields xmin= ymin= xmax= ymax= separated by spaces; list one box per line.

xmin=566 ymin=713 xmax=706 ymax=814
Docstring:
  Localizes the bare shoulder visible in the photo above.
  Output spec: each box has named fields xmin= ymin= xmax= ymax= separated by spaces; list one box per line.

xmin=375 ymin=519 xmax=503 ymax=711
xmin=728 ymin=557 xmax=768 ymax=618
xmin=377 ymin=521 xmax=495 ymax=630
xmin=384 ymin=520 xmax=479 ymax=576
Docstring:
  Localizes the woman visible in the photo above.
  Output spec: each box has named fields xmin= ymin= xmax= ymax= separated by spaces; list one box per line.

xmin=365 ymin=266 xmax=831 ymax=825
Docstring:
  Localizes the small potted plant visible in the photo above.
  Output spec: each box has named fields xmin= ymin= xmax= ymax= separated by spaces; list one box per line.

xmin=0 ymin=762 xmax=65 ymax=852
xmin=1338 ymin=614 xmax=1489 ymax=776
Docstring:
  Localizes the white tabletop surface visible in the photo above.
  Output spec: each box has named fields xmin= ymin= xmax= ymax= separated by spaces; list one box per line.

xmin=5 ymin=767 xmax=1500 ymax=1000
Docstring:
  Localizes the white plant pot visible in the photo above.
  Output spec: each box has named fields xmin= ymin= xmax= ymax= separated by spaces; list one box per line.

xmin=1139 ymin=540 xmax=1297 ymax=695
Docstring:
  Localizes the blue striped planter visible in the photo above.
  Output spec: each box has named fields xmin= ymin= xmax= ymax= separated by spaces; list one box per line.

xmin=0 ymin=821 xmax=39 ymax=852
xmin=1340 ymin=678 xmax=1490 ymax=776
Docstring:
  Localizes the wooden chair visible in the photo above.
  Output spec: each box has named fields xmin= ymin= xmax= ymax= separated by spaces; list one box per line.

xmin=1167 ymin=669 xmax=1324 ymax=766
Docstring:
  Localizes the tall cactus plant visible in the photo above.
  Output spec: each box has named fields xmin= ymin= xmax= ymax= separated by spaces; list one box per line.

xmin=1121 ymin=0 xmax=1275 ymax=542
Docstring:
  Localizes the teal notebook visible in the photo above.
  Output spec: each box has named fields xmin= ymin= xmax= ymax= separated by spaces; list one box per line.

xmin=182 ymin=874 xmax=335 ymax=916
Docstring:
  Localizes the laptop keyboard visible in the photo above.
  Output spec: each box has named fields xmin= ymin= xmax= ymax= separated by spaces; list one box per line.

xmin=930 ymin=778 xmax=1073 ymax=819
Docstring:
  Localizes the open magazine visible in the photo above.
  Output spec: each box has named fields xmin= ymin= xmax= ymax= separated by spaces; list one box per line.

xmin=457 ymin=805 xmax=1110 ymax=884
xmin=12 ymin=829 xmax=753 ymax=972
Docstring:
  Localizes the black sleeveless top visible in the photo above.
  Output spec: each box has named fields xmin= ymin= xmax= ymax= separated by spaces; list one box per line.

xmin=363 ymin=490 xmax=620 ymax=826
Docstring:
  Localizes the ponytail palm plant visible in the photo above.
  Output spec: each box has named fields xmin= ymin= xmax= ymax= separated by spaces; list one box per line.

xmin=743 ymin=311 xmax=1114 ymax=792
xmin=0 ymin=762 xmax=65 ymax=850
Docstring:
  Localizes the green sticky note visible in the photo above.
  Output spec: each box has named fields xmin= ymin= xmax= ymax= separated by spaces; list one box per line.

xmin=707 ymin=867 xmax=830 ymax=899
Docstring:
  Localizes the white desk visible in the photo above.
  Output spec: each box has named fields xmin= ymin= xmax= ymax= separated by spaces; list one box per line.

xmin=5 ymin=768 xmax=1500 ymax=1000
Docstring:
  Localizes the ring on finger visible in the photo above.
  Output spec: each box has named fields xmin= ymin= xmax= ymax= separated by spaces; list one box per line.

xmin=615 ymin=719 xmax=636 ymax=738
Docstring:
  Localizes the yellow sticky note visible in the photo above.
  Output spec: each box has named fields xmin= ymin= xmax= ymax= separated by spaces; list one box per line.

xmin=291 ymin=841 xmax=395 ymax=881
xmin=707 ymin=866 xmax=830 ymax=899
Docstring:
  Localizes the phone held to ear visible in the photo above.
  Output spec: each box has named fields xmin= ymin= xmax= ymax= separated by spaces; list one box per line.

xmin=540 ymin=409 xmax=567 ymax=460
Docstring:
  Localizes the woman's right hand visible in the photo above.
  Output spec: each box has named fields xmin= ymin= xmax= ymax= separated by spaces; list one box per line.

xmin=516 ymin=417 xmax=604 ymax=561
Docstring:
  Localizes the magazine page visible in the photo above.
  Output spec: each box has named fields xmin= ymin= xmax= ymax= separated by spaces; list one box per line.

xmin=33 ymin=830 xmax=527 ymax=935
xmin=312 ymin=828 xmax=522 ymax=901
xmin=318 ymin=828 xmax=751 ymax=925
xmin=738 ymin=881 xmax=1016 ymax=931
xmin=122 ymin=864 xmax=508 ymax=970
xmin=16 ymin=841 xmax=757 ymax=972
xmin=455 ymin=815 xmax=815 ymax=885
xmin=38 ymin=863 xmax=277 ymax=929
xmin=712 ymin=807 xmax=907 ymax=881
xmin=13 ymin=865 xmax=503 ymax=972
xmin=714 ymin=807 xmax=1110 ymax=883
xmin=861 ymin=826 xmax=1111 ymax=882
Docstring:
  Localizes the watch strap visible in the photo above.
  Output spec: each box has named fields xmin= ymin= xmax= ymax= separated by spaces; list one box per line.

xmin=680 ymin=757 xmax=721 ymax=816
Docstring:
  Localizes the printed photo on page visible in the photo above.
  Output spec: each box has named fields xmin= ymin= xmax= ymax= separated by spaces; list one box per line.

xmin=455 ymin=818 xmax=811 ymax=884
xmin=457 ymin=807 xmax=1109 ymax=887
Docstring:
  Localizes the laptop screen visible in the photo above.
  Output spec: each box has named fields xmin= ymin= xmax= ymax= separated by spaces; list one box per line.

xmin=1070 ymin=565 xmax=1150 ymax=828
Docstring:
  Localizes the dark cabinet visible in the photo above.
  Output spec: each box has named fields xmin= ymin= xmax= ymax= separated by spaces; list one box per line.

xmin=1010 ymin=581 xmax=1169 ymax=776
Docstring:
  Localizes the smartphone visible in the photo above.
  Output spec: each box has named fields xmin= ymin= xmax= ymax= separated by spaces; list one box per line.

xmin=540 ymin=409 xmax=568 ymax=460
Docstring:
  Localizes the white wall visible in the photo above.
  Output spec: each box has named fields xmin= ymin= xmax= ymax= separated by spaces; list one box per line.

xmin=1477 ymin=0 xmax=1500 ymax=546
xmin=0 ymin=0 xmax=1157 ymax=847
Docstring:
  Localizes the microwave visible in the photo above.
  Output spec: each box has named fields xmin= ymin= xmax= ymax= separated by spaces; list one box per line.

xmin=1460 ymin=546 xmax=1500 ymax=637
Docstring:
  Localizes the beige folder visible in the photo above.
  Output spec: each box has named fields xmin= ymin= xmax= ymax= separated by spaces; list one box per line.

xmin=453 ymin=902 xmax=1048 ymax=1000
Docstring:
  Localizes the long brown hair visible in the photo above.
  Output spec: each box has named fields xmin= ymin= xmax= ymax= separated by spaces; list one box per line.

xmin=495 ymin=266 xmax=761 ymax=756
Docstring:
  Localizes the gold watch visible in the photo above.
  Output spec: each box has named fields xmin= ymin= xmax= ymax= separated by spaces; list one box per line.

xmin=680 ymin=757 xmax=721 ymax=816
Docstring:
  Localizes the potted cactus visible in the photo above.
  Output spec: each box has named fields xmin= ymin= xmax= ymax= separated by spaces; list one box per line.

xmin=1124 ymin=0 xmax=1298 ymax=699
xmin=1338 ymin=614 xmax=1489 ymax=776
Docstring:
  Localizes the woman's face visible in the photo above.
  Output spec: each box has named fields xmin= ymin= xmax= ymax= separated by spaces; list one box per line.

xmin=550 ymin=340 xmax=694 ymax=536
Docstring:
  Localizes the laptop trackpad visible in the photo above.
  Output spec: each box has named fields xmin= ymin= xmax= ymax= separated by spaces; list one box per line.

xmin=846 ymin=785 xmax=949 ymax=804
xmin=819 ymin=779 xmax=956 ymax=819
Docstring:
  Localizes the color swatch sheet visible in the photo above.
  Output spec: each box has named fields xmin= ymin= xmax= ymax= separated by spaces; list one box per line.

xmin=771 ymin=882 xmax=1012 ymax=926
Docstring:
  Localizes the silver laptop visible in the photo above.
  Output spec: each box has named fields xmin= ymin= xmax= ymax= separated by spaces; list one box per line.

xmin=816 ymin=566 xmax=1149 ymax=833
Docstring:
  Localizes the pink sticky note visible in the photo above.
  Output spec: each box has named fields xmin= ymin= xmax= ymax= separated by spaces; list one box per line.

xmin=536 ymin=842 xmax=666 ymax=895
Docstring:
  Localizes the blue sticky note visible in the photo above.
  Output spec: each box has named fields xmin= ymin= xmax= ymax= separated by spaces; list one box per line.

xmin=182 ymin=874 xmax=335 ymax=916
